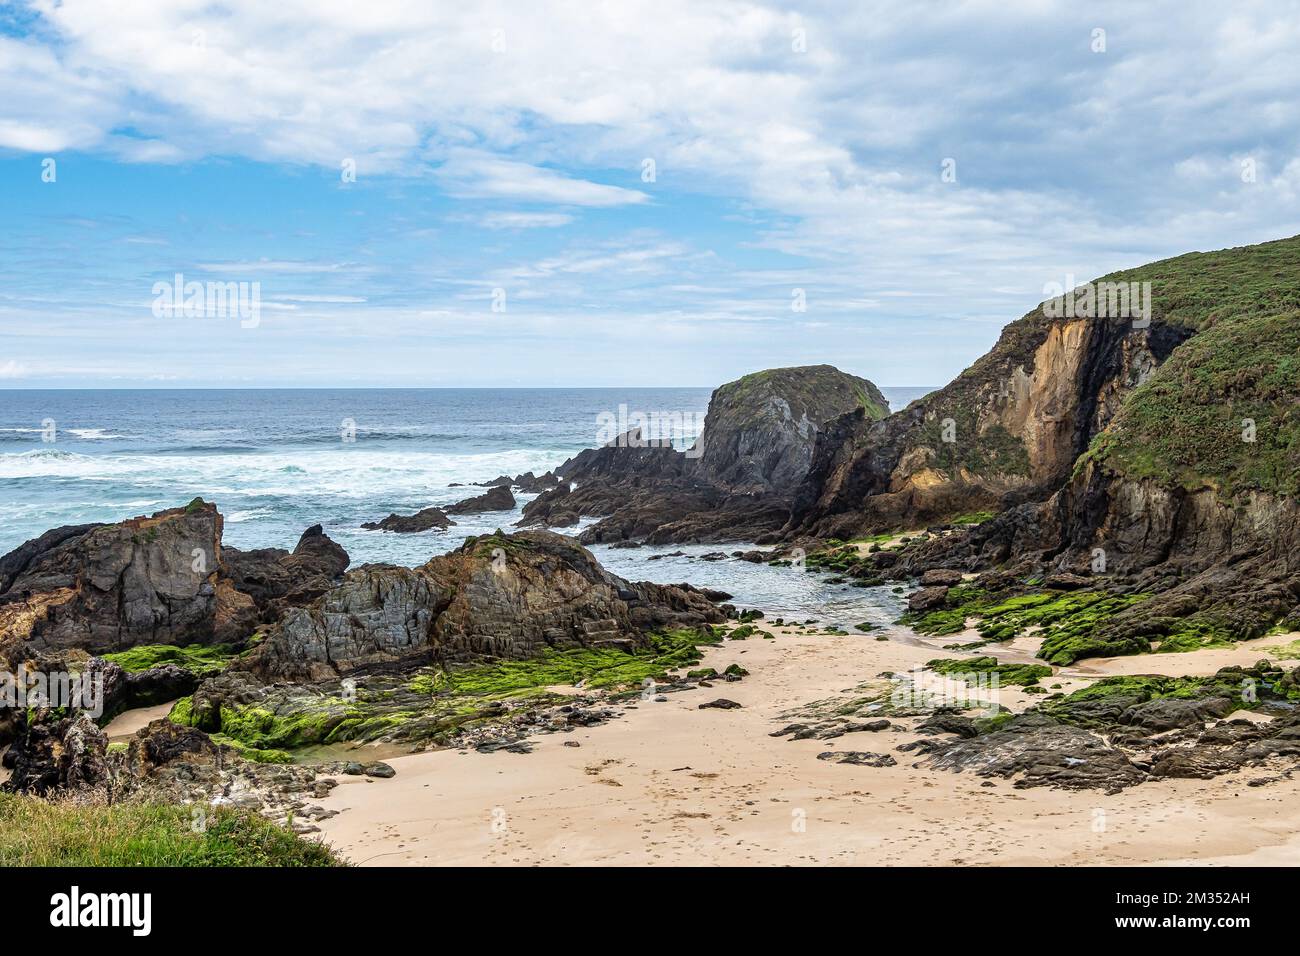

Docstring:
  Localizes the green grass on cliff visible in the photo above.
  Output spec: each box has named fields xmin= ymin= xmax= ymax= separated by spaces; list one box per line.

xmin=1091 ymin=234 xmax=1300 ymax=332
xmin=720 ymin=366 xmax=889 ymax=425
xmin=1089 ymin=309 xmax=1300 ymax=497
xmin=0 ymin=794 xmax=342 ymax=866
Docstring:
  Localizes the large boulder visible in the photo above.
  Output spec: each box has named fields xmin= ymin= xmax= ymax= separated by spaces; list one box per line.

xmin=693 ymin=366 xmax=888 ymax=494
xmin=0 ymin=500 xmax=253 ymax=661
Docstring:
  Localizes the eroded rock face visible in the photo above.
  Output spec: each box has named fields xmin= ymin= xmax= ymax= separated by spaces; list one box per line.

xmin=519 ymin=366 xmax=887 ymax=544
xmin=221 ymin=523 xmax=350 ymax=617
xmin=0 ymin=505 xmax=351 ymax=668
xmin=0 ymin=501 xmax=248 ymax=660
xmin=785 ymin=315 xmax=1191 ymax=540
xmin=2 ymin=711 xmax=110 ymax=796
xmin=913 ymin=663 xmax=1300 ymax=791
xmin=244 ymin=530 xmax=727 ymax=681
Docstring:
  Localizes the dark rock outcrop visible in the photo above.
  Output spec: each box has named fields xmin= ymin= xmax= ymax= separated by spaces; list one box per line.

xmin=242 ymin=530 xmax=727 ymax=681
xmin=512 ymin=471 xmax=561 ymax=493
xmin=0 ymin=500 xmax=254 ymax=661
xmin=446 ymin=485 xmax=516 ymax=514
xmin=0 ymin=504 xmax=351 ymax=746
xmin=2 ymin=711 xmax=110 ymax=796
xmin=194 ymin=522 xmax=349 ymax=622
xmin=361 ymin=507 xmax=454 ymax=533
xmin=518 ymin=366 xmax=888 ymax=544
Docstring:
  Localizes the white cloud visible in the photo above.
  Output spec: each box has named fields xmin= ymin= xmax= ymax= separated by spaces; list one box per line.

xmin=269 ymin=295 xmax=369 ymax=303
xmin=6 ymin=0 xmax=1300 ymax=385
xmin=0 ymin=360 xmax=29 ymax=379
xmin=435 ymin=152 xmax=648 ymax=207
xmin=475 ymin=211 xmax=575 ymax=229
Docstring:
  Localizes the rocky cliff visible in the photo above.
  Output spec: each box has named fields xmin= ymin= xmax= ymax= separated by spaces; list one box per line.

xmin=788 ymin=236 xmax=1300 ymax=542
xmin=803 ymin=235 xmax=1300 ymax=662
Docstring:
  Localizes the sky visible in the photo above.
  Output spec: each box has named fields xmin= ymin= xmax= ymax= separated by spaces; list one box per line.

xmin=2 ymin=0 xmax=1300 ymax=388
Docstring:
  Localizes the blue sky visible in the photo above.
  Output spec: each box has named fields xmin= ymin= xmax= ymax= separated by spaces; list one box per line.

xmin=3 ymin=0 xmax=1300 ymax=388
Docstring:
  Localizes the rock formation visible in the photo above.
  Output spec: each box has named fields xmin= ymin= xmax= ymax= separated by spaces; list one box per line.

xmin=792 ymin=235 xmax=1300 ymax=663
xmin=519 ymin=365 xmax=888 ymax=543
xmin=446 ymin=485 xmax=516 ymax=514
xmin=361 ymin=507 xmax=455 ymax=533
xmin=0 ymin=500 xmax=254 ymax=661
xmin=0 ymin=503 xmax=351 ymax=750
xmin=243 ymin=529 xmax=727 ymax=681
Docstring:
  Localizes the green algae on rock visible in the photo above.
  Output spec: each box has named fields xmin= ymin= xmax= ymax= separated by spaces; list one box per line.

xmin=172 ymin=626 xmax=726 ymax=758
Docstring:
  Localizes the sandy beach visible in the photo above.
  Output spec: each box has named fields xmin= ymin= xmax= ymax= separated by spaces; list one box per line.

xmin=314 ymin=625 xmax=1300 ymax=866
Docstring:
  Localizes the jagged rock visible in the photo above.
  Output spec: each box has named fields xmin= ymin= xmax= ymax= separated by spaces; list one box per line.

xmin=361 ymin=507 xmax=454 ymax=533
xmin=241 ymin=530 xmax=726 ymax=681
xmin=0 ymin=500 xmax=253 ymax=661
xmin=125 ymin=717 xmax=220 ymax=776
xmin=512 ymin=471 xmax=561 ymax=493
xmin=923 ymin=712 xmax=1147 ymax=792
xmin=517 ymin=366 xmax=888 ymax=544
xmin=190 ymin=521 xmax=349 ymax=621
xmin=446 ymin=486 xmax=516 ymax=514
xmin=2 ymin=711 xmax=109 ymax=795
xmin=698 ymin=698 xmax=742 ymax=710
xmin=1122 ymin=696 xmax=1235 ymax=732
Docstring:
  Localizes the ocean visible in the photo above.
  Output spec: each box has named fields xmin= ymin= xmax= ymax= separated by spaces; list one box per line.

xmin=0 ymin=387 xmax=933 ymax=627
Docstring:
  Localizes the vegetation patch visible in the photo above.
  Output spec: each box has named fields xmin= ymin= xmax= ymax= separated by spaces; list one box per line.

xmin=424 ymin=628 xmax=721 ymax=697
xmin=951 ymin=511 xmax=995 ymax=525
xmin=1093 ymin=309 xmax=1300 ymax=498
xmin=900 ymin=586 xmax=1154 ymax=664
xmin=103 ymin=643 xmax=241 ymax=676
xmin=174 ymin=627 xmax=724 ymax=757
xmin=0 ymin=794 xmax=342 ymax=866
